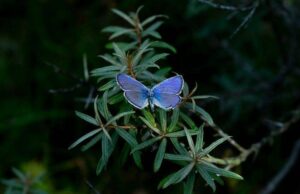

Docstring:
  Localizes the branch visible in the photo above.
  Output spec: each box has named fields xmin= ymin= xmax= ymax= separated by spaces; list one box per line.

xmin=209 ymin=108 xmax=300 ymax=168
xmin=198 ymin=0 xmax=255 ymax=11
xmin=259 ymin=139 xmax=300 ymax=194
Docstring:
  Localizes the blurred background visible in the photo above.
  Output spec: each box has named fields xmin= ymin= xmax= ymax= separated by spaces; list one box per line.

xmin=0 ymin=0 xmax=299 ymax=193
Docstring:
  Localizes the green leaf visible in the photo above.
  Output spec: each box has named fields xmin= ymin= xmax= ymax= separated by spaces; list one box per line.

xmin=99 ymin=91 xmax=111 ymax=120
xmin=110 ymin=28 xmax=135 ymax=40
xmin=164 ymin=154 xmax=192 ymax=162
xmin=141 ymin=53 xmax=169 ymax=66
xmin=105 ymin=111 xmax=135 ymax=126
xmin=112 ymin=43 xmax=127 ymax=66
xmin=139 ymin=116 xmax=160 ymax=134
xmin=108 ymin=92 xmax=123 ymax=105
xmin=165 ymin=129 xmax=199 ymax=138
xmin=68 ymin=128 xmax=101 ymax=150
xmin=196 ymin=165 xmax=216 ymax=192
xmin=167 ymin=108 xmax=179 ymax=132
xmin=98 ymin=79 xmax=116 ymax=91
xmin=131 ymin=136 xmax=162 ymax=153
xmin=98 ymin=54 xmax=122 ymax=66
xmin=141 ymin=15 xmax=167 ymax=27
xmin=159 ymin=163 xmax=194 ymax=189
xmin=81 ymin=133 xmax=102 ymax=151
xmin=143 ymin=21 xmax=163 ymax=36
xmin=112 ymin=9 xmax=135 ymax=26
xmin=200 ymin=136 xmax=230 ymax=157
xmin=159 ymin=109 xmax=167 ymax=132
xmin=201 ymin=162 xmax=243 ymax=180
xmin=115 ymin=128 xmax=137 ymax=146
xmin=132 ymin=41 xmax=152 ymax=66
xmin=105 ymin=42 xmax=138 ymax=51
xmin=195 ymin=124 xmax=204 ymax=152
xmin=192 ymin=95 xmax=219 ymax=100
xmin=180 ymin=112 xmax=197 ymax=128
xmin=91 ymin=66 xmax=121 ymax=76
xmin=96 ymin=133 xmax=118 ymax=175
xmin=184 ymin=128 xmax=195 ymax=154
xmin=170 ymin=137 xmax=188 ymax=155
xmin=151 ymin=41 xmax=177 ymax=53
xmin=115 ymin=128 xmax=142 ymax=168
xmin=12 ymin=168 xmax=26 ymax=181
xmin=154 ymin=138 xmax=167 ymax=172
xmin=184 ymin=173 xmax=195 ymax=194
xmin=75 ymin=111 xmax=98 ymax=126
xmin=185 ymin=103 xmax=214 ymax=126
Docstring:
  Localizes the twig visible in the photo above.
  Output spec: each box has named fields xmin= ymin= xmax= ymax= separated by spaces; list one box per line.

xmin=259 ymin=139 xmax=300 ymax=194
xmin=210 ymin=124 xmax=247 ymax=153
xmin=198 ymin=0 xmax=255 ymax=11
xmin=85 ymin=180 xmax=101 ymax=194
xmin=229 ymin=1 xmax=258 ymax=38
xmin=209 ymin=108 xmax=300 ymax=168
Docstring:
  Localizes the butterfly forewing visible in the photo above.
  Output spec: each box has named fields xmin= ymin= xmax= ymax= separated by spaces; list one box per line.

xmin=151 ymin=75 xmax=184 ymax=94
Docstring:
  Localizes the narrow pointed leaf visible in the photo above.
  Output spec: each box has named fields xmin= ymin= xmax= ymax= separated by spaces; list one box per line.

xmin=159 ymin=109 xmax=167 ymax=132
xmin=98 ymin=79 xmax=116 ymax=91
xmin=180 ymin=112 xmax=197 ymax=128
xmin=184 ymin=127 xmax=195 ymax=154
xmin=201 ymin=162 xmax=243 ymax=180
xmin=154 ymin=138 xmax=167 ymax=172
xmin=75 ymin=111 xmax=98 ymax=126
xmin=164 ymin=154 xmax=192 ymax=162
xmin=131 ymin=136 xmax=162 ymax=153
xmin=141 ymin=15 xmax=167 ymax=27
xmin=105 ymin=111 xmax=135 ymax=126
xmin=112 ymin=9 xmax=135 ymax=26
xmin=192 ymin=95 xmax=219 ymax=100
xmin=151 ymin=41 xmax=176 ymax=53
xmin=170 ymin=138 xmax=188 ymax=155
xmin=196 ymin=165 xmax=216 ymax=192
xmin=200 ymin=136 xmax=230 ymax=156
xmin=68 ymin=128 xmax=101 ymax=149
xmin=167 ymin=108 xmax=179 ymax=132
xmin=195 ymin=124 xmax=204 ymax=152
xmin=139 ymin=116 xmax=160 ymax=134
xmin=184 ymin=173 xmax=195 ymax=194
xmin=159 ymin=163 xmax=194 ymax=189
xmin=81 ymin=133 xmax=102 ymax=151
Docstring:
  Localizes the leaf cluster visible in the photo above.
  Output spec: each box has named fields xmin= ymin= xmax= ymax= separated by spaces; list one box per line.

xmin=69 ymin=7 xmax=242 ymax=193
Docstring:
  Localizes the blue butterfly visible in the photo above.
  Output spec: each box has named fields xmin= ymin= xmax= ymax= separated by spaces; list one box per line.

xmin=116 ymin=73 xmax=184 ymax=111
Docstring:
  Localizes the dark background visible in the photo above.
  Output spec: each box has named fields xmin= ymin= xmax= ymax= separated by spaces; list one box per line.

xmin=1 ymin=0 xmax=299 ymax=193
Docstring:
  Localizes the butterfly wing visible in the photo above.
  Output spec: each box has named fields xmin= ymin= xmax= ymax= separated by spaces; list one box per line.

xmin=116 ymin=73 xmax=149 ymax=109
xmin=151 ymin=75 xmax=184 ymax=110
xmin=152 ymin=93 xmax=181 ymax=110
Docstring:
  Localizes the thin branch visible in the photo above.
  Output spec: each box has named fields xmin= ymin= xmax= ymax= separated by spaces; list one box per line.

xmin=209 ymin=108 xmax=300 ymax=168
xmin=259 ymin=139 xmax=300 ymax=194
xmin=229 ymin=2 xmax=258 ymax=38
xmin=198 ymin=0 xmax=255 ymax=11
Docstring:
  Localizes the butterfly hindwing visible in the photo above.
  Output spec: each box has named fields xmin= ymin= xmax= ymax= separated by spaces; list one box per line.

xmin=152 ymin=93 xmax=181 ymax=110
xmin=116 ymin=73 xmax=150 ymax=109
xmin=151 ymin=75 xmax=184 ymax=110
xmin=124 ymin=90 xmax=149 ymax=109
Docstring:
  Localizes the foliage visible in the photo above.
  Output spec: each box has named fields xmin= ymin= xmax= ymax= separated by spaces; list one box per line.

xmin=69 ymin=7 xmax=243 ymax=193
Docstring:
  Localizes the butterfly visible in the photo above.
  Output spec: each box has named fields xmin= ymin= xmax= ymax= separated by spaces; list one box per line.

xmin=116 ymin=73 xmax=184 ymax=111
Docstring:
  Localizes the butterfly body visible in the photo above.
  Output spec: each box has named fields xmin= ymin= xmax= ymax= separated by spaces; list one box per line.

xmin=116 ymin=73 xmax=184 ymax=111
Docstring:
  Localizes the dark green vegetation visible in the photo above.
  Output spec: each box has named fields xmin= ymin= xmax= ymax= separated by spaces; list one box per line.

xmin=1 ymin=0 xmax=299 ymax=194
